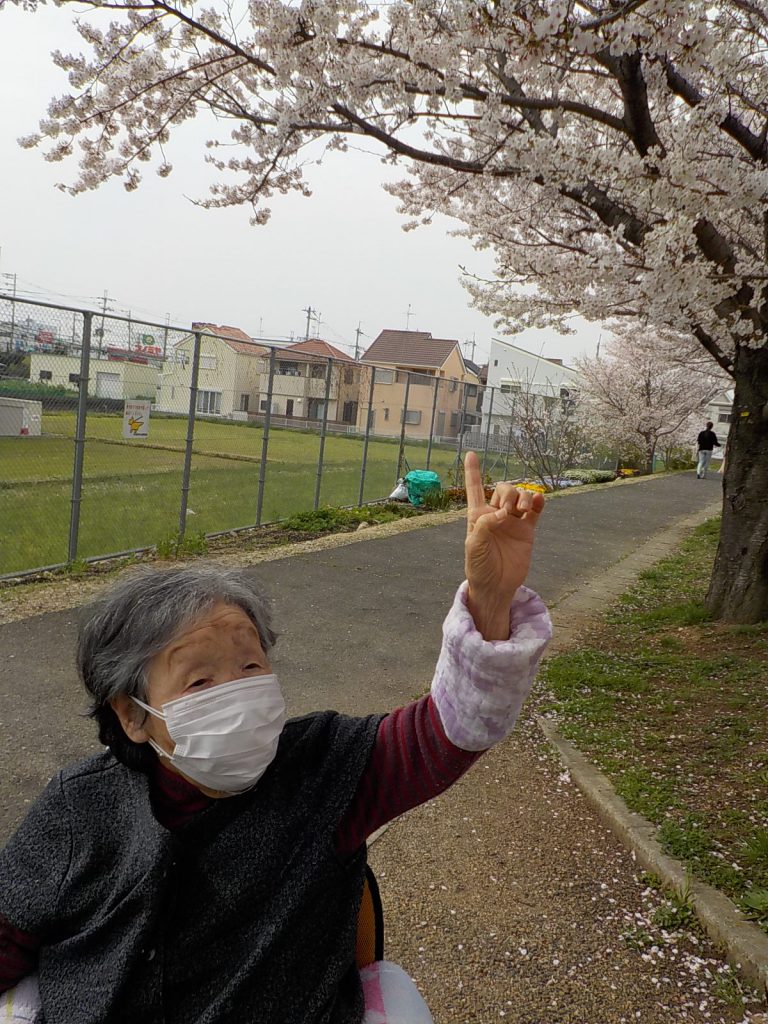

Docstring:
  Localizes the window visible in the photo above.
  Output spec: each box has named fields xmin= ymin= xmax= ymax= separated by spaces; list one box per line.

xmin=278 ymin=361 xmax=300 ymax=377
xmin=344 ymin=367 xmax=355 ymax=385
xmin=500 ymin=381 xmax=521 ymax=394
xmin=342 ymin=400 xmax=358 ymax=424
xmin=402 ymin=410 xmax=422 ymax=425
xmin=465 ymin=384 xmax=477 ymax=397
xmin=310 ymin=363 xmax=325 ymax=379
xmin=239 ymin=394 xmax=249 ymax=412
xmin=718 ymin=412 xmax=732 ymax=423
xmin=200 ymin=354 xmax=217 ymax=370
xmin=450 ymin=412 xmax=460 ymax=428
xmin=196 ymin=390 xmax=222 ymax=415
xmin=260 ymin=400 xmax=269 ymax=411
xmin=68 ymin=373 xmax=80 ymax=384
xmin=493 ymin=359 xmax=498 ymax=367
xmin=39 ymin=370 xmax=52 ymax=381
xmin=384 ymin=408 xmax=390 ymax=421
xmin=375 ymin=368 xmax=395 ymax=384
xmin=448 ymin=380 xmax=458 ymax=392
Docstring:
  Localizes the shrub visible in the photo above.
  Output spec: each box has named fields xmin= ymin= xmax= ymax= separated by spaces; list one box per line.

xmin=563 ymin=469 xmax=617 ymax=484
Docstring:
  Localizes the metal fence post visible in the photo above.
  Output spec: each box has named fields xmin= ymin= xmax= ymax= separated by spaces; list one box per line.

xmin=179 ymin=331 xmax=202 ymax=538
xmin=313 ymin=358 xmax=334 ymax=510
xmin=396 ymin=372 xmax=412 ymax=480
xmin=358 ymin=366 xmax=377 ymax=506
xmin=426 ymin=374 xmax=440 ymax=471
xmin=503 ymin=420 xmax=514 ymax=479
xmin=454 ymin=383 xmax=470 ymax=481
xmin=67 ymin=311 xmax=92 ymax=562
xmin=256 ymin=347 xmax=276 ymax=525
xmin=481 ymin=386 xmax=495 ymax=477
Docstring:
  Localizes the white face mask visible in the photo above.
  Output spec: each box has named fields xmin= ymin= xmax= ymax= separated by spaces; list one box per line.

xmin=133 ymin=674 xmax=286 ymax=794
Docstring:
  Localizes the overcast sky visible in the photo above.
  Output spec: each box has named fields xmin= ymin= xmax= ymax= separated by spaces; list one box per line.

xmin=0 ymin=5 xmax=603 ymax=365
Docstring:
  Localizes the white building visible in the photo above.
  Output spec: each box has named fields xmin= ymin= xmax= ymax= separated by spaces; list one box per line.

xmin=482 ymin=338 xmax=582 ymax=434
xmin=29 ymin=353 xmax=159 ymax=401
xmin=704 ymin=389 xmax=734 ymax=433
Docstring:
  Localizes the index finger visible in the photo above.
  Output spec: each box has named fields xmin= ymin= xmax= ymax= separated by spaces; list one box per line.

xmin=464 ymin=451 xmax=486 ymax=511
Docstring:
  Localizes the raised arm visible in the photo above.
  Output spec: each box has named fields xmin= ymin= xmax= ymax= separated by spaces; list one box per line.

xmin=336 ymin=453 xmax=550 ymax=853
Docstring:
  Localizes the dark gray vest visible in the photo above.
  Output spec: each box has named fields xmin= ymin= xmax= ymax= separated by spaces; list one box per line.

xmin=0 ymin=710 xmax=383 ymax=1024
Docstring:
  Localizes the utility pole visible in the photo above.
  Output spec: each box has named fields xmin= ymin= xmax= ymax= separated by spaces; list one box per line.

xmin=405 ymin=304 xmax=413 ymax=330
xmin=464 ymin=335 xmax=477 ymax=362
xmin=354 ymin=321 xmax=365 ymax=361
xmin=127 ymin=309 xmax=133 ymax=351
xmin=96 ymin=290 xmax=112 ymax=358
xmin=162 ymin=312 xmax=170 ymax=359
xmin=1 ymin=273 xmax=17 ymax=351
xmin=302 ymin=305 xmax=317 ymax=341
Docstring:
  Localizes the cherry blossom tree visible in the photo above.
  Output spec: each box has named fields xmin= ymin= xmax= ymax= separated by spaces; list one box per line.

xmin=9 ymin=0 xmax=768 ymax=620
xmin=577 ymin=330 xmax=725 ymax=474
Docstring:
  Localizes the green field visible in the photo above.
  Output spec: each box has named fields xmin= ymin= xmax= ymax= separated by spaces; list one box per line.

xmin=1 ymin=412 xmax=516 ymax=575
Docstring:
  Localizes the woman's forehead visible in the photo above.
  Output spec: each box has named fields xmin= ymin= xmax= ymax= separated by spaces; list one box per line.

xmin=164 ymin=603 xmax=263 ymax=659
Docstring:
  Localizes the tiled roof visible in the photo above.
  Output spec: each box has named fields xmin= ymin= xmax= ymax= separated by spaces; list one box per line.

xmin=191 ymin=322 xmax=267 ymax=357
xmin=361 ymin=330 xmax=461 ymax=369
xmin=226 ymin=340 xmax=269 ymax=356
xmin=283 ymin=338 xmax=355 ymax=362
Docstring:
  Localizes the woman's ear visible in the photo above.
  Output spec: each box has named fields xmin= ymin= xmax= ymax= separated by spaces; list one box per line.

xmin=110 ymin=694 xmax=152 ymax=744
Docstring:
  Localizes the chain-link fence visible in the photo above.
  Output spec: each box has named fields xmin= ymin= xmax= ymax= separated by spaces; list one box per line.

xmin=1 ymin=293 xmax=598 ymax=578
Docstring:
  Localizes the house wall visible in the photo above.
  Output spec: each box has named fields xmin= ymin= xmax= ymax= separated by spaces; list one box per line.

xmin=257 ymin=357 xmax=341 ymax=420
xmin=356 ymin=351 xmax=479 ymax=440
xmin=156 ymin=335 xmax=264 ymax=417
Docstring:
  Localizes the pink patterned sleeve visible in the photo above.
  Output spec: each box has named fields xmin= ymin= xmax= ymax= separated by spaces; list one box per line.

xmin=430 ymin=582 xmax=552 ymax=751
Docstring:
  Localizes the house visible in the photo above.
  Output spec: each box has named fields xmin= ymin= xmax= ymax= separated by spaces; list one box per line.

xmin=258 ymin=338 xmax=361 ymax=424
xmin=704 ymin=389 xmax=734 ymax=432
xmin=356 ymin=330 xmax=479 ymax=440
xmin=483 ymin=338 xmax=582 ymax=435
xmin=29 ymin=352 xmax=159 ymax=401
xmin=155 ymin=324 xmax=267 ymax=418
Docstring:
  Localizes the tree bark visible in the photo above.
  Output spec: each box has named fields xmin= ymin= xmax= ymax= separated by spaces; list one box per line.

xmin=706 ymin=345 xmax=768 ymax=623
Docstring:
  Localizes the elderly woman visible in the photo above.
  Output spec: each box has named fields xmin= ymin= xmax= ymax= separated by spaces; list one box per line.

xmin=0 ymin=454 xmax=551 ymax=1024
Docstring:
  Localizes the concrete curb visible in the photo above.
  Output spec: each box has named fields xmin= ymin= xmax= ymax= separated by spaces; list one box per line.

xmin=538 ymin=719 xmax=768 ymax=1000
xmin=536 ymin=499 xmax=768 ymax=1001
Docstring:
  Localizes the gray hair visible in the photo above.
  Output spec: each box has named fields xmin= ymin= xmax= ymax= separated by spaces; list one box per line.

xmin=77 ymin=563 xmax=277 ymax=770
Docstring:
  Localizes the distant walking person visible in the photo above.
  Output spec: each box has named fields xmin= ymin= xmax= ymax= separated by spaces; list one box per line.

xmin=696 ymin=421 xmax=721 ymax=479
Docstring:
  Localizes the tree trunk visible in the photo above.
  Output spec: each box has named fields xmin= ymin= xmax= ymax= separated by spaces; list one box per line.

xmin=706 ymin=345 xmax=768 ymax=623
xmin=642 ymin=436 xmax=655 ymax=475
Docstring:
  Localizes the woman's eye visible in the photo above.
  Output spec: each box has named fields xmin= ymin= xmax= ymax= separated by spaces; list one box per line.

xmin=243 ymin=663 xmax=260 ymax=672
xmin=189 ymin=678 xmax=209 ymax=688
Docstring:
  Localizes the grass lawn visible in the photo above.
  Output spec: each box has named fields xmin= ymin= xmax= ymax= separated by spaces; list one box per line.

xmin=539 ymin=518 xmax=768 ymax=935
xmin=1 ymin=411 xmax=517 ymax=575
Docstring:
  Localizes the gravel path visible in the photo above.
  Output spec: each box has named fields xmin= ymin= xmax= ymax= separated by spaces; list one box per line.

xmin=370 ymin=711 xmax=761 ymax=1023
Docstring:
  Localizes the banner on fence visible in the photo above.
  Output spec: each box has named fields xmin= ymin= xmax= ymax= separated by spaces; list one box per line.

xmin=122 ymin=399 xmax=151 ymax=438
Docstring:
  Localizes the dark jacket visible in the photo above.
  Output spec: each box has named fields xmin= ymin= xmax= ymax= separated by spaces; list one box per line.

xmin=0 ymin=711 xmax=382 ymax=1024
xmin=697 ymin=429 xmax=720 ymax=451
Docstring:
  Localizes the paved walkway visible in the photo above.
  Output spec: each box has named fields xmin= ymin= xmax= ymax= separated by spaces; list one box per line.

xmin=2 ymin=471 xmax=751 ymax=1022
